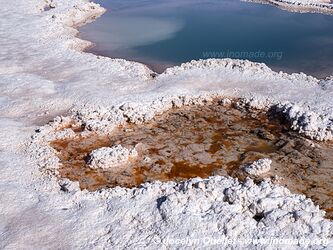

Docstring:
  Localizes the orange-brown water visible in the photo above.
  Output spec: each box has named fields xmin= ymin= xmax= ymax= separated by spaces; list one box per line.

xmin=50 ymin=102 xmax=333 ymax=218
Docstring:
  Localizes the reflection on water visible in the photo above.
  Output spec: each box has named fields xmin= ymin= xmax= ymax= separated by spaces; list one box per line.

xmin=81 ymin=0 xmax=333 ymax=77
xmin=83 ymin=16 xmax=183 ymax=50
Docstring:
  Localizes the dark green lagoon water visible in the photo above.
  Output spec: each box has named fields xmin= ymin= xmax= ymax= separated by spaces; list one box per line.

xmin=80 ymin=0 xmax=333 ymax=77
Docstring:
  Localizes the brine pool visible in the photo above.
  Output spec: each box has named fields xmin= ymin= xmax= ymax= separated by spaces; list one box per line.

xmin=80 ymin=0 xmax=333 ymax=77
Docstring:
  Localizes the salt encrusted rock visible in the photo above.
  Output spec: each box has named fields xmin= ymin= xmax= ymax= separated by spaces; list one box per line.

xmin=272 ymin=102 xmax=333 ymax=141
xmin=219 ymin=98 xmax=232 ymax=106
xmin=243 ymin=158 xmax=272 ymax=176
xmin=53 ymin=128 xmax=76 ymax=140
xmin=251 ymin=0 xmax=333 ymax=14
xmin=87 ymin=145 xmax=138 ymax=169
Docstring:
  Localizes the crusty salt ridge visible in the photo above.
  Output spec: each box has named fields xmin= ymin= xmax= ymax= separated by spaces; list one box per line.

xmin=0 ymin=0 xmax=333 ymax=248
xmin=243 ymin=159 xmax=272 ymax=176
xmin=87 ymin=146 xmax=138 ymax=169
xmin=244 ymin=0 xmax=333 ymax=15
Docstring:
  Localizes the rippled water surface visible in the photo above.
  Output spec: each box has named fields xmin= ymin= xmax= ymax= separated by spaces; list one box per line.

xmin=81 ymin=0 xmax=333 ymax=76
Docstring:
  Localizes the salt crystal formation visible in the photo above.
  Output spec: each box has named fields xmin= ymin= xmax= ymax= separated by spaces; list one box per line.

xmin=247 ymin=0 xmax=333 ymax=15
xmin=87 ymin=145 xmax=138 ymax=169
xmin=243 ymin=158 xmax=272 ymax=176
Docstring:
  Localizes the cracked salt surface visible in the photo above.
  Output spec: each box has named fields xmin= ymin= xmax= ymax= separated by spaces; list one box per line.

xmin=1 ymin=0 xmax=333 ymax=248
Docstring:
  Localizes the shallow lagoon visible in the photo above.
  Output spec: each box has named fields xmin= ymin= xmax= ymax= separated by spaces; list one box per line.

xmin=81 ymin=0 xmax=333 ymax=77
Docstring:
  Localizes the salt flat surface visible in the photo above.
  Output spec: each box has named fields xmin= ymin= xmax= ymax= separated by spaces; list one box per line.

xmin=0 ymin=0 xmax=333 ymax=248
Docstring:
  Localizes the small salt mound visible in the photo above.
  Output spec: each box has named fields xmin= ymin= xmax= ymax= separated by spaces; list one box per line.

xmin=243 ymin=158 xmax=272 ymax=176
xmin=87 ymin=145 xmax=138 ymax=169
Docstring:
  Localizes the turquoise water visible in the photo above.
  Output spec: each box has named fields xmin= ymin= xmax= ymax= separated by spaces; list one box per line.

xmin=80 ymin=0 xmax=333 ymax=77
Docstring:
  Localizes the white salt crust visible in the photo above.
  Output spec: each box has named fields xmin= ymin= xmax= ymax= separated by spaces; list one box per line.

xmin=245 ymin=0 xmax=333 ymax=15
xmin=0 ymin=0 xmax=332 ymax=249
xmin=87 ymin=146 xmax=138 ymax=170
xmin=244 ymin=159 xmax=273 ymax=176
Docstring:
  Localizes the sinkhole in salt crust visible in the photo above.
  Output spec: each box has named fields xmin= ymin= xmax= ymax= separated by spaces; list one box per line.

xmin=50 ymin=101 xmax=333 ymax=218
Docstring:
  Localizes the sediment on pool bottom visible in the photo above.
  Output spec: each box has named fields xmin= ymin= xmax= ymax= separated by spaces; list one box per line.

xmin=50 ymin=101 xmax=333 ymax=219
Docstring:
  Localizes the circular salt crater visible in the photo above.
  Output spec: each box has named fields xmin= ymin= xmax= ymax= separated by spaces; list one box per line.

xmin=47 ymin=99 xmax=333 ymax=218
